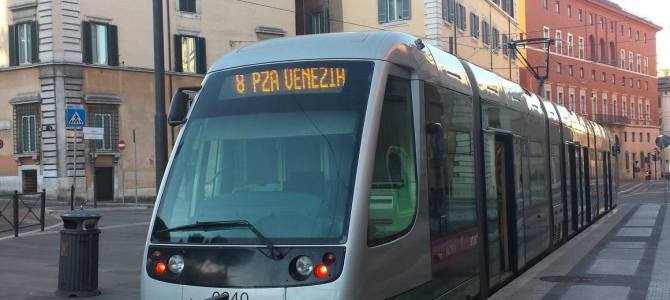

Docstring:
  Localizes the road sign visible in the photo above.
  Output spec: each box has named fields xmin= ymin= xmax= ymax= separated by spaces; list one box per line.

xmin=118 ymin=139 xmax=126 ymax=151
xmin=656 ymin=135 xmax=670 ymax=149
xmin=83 ymin=127 xmax=104 ymax=140
xmin=65 ymin=108 xmax=86 ymax=128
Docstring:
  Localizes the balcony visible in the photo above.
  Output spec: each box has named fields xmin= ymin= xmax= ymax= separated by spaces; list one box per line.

xmin=594 ymin=114 xmax=630 ymax=125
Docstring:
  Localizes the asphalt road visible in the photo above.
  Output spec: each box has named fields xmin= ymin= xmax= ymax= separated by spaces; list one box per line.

xmin=0 ymin=206 xmax=152 ymax=300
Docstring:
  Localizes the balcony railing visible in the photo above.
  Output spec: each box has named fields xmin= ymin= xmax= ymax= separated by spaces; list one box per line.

xmin=594 ymin=114 xmax=630 ymax=125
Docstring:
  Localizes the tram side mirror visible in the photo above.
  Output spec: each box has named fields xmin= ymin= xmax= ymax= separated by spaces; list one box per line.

xmin=168 ymin=86 xmax=201 ymax=127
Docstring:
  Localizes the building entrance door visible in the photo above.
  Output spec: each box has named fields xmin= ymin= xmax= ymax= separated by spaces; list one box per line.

xmin=94 ymin=167 xmax=114 ymax=201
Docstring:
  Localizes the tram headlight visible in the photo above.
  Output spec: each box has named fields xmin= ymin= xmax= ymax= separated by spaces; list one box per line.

xmin=168 ymin=254 xmax=185 ymax=274
xmin=294 ymin=256 xmax=314 ymax=277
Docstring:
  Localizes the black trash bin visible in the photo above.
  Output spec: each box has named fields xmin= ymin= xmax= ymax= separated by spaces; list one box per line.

xmin=57 ymin=209 xmax=102 ymax=297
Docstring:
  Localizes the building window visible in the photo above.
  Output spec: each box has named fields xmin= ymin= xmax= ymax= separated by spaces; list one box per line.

xmin=622 ymin=76 xmax=626 ymax=86
xmin=492 ymin=27 xmax=500 ymax=50
xmin=637 ymin=54 xmax=641 ymax=73
xmin=88 ymin=106 xmax=119 ymax=152
xmin=578 ymin=37 xmax=584 ymax=59
xmin=637 ymin=80 xmax=641 ymax=89
xmin=611 ymin=74 xmax=615 ymax=84
xmin=178 ymin=0 xmax=197 ymax=13
xmin=639 ymin=103 xmax=642 ymax=119
xmin=568 ymin=65 xmax=573 ymax=76
xmin=13 ymin=103 xmax=40 ymax=154
xmin=639 ymin=132 xmax=642 ymax=142
xmin=82 ymin=22 xmax=119 ymax=66
xmin=543 ymin=0 xmax=548 ymax=9
xmin=644 ymin=33 xmax=647 ymax=43
xmin=645 ymin=81 xmax=649 ymax=90
xmin=567 ymin=5 xmax=572 ymax=17
xmin=555 ymin=0 xmax=560 ymax=13
xmin=8 ymin=22 xmax=38 ymax=66
xmin=591 ymin=69 xmax=596 ymax=80
xmin=601 ymin=72 xmax=606 ymax=82
xmin=543 ymin=27 xmax=550 ymax=49
xmin=621 ymin=24 xmax=624 ymax=35
xmin=174 ymin=35 xmax=206 ymax=74
xmin=555 ymin=31 xmax=562 ymax=54
xmin=632 ymin=132 xmax=636 ymax=142
xmin=629 ymin=51 xmax=633 ymax=70
xmin=579 ymin=67 xmax=584 ymax=78
xmin=567 ymin=34 xmax=573 ymax=56
xmin=622 ymin=98 xmax=627 ymax=116
xmin=308 ymin=11 xmax=329 ymax=34
xmin=602 ymin=98 xmax=608 ymax=114
xmin=589 ymin=14 xmax=593 ymax=25
xmin=545 ymin=89 xmax=551 ymax=101
xmin=557 ymin=63 xmax=562 ymax=74
xmin=379 ymin=0 xmax=411 ymax=23
xmin=630 ymin=78 xmax=633 ymax=88
xmin=610 ymin=21 xmax=614 ymax=32
xmin=629 ymin=27 xmax=632 ymax=38
xmin=502 ymin=34 xmax=509 ymax=56
xmin=591 ymin=93 xmax=597 ymax=116
xmin=578 ymin=9 xmax=582 ymax=21
xmin=580 ymin=95 xmax=586 ymax=114
xmin=455 ymin=3 xmax=466 ymax=31
xmin=442 ymin=0 xmax=454 ymax=23
xmin=648 ymin=132 xmax=651 ymax=142
xmin=558 ymin=91 xmax=564 ymax=105
xmin=569 ymin=94 xmax=575 ymax=111
xmin=620 ymin=49 xmax=625 ymax=69
xmin=482 ymin=20 xmax=490 ymax=45
xmin=644 ymin=56 xmax=649 ymax=74
xmin=636 ymin=30 xmax=640 ymax=41
xmin=613 ymin=99 xmax=617 ymax=115
xmin=470 ymin=13 xmax=480 ymax=39
xmin=600 ymin=17 xmax=604 ymax=29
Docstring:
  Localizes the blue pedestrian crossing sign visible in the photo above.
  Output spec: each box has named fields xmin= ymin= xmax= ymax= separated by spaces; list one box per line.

xmin=65 ymin=108 xmax=86 ymax=128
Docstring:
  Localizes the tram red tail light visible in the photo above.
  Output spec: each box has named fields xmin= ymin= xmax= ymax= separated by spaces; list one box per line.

xmin=322 ymin=252 xmax=336 ymax=265
xmin=314 ymin=264 xmax=329 ymax=279
xmin=155 ymin=261 xmax=167 ymax=274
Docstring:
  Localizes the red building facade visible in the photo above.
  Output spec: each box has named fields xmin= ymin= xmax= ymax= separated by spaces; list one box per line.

xmin=520 ymin=0 xmax=662 ymax=179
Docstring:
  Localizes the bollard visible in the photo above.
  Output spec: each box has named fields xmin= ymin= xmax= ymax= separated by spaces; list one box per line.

xmin=57 ymin=209 xmax=102 ymax=297
xmin=40 ymin=189 xmax=46 ymax=232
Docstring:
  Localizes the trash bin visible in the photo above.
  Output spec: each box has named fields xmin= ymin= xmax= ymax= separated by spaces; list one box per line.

xmin=57 ymin=209 xmax=102 ymax=297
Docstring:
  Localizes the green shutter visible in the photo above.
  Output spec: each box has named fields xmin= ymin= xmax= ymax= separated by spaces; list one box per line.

xmin=30 ymin=22 xmax=39 ymax=63
xmin=107 ymin=25 xmax=119 ymax=66
xmin=8 ymin=24 xmax=18 ymax=66
xmin=82 ymin=22 xmax=92 ymax=63
xmin=378 ymin=0 xmax=387 ymax=23
xmin=402 ymin=0 xmax=410 ymax=20
xmin=29 ymin=116 xmax=36 ymax=152
xmin=196 ymin=37 xmax=207 ymax=74
xmin=104 ymin=115 xmax=112 ymax=150
xmin=174 ymin=35 xmax=183 ymax=72
xmin=94 ymin=114 xmax=102 ymax=150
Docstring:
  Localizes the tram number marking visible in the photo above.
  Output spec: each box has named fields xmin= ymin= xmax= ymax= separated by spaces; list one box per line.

xmin=209 ymin=291 xmax=249 ymax=300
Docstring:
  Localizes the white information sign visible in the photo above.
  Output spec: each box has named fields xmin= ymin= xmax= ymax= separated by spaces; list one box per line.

xmin=83 ymin=127 xmax=104 ymax=140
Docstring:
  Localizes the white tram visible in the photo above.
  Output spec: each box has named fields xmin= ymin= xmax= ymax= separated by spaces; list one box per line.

xmin=141 ymin=32 xmax=618 ymax=300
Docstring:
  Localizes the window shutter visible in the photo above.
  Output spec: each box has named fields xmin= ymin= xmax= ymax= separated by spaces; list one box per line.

xmin=378 ymin=0 xmax=387 ymax=23
xmin=402 ymin=0 xmax=411 ymax=20
xmin=196 ymin=37 xmax=207 ymax=74
xmin=30 ymin=22 xmax=39 ymax=63
xmin=82 ymin=22 xmax=92 ymax=63
xmin=174 ymin=35 xmax=183 ymax=72
xmin=8 ymin=24 xmax=18 ymax=66
xmin=107 ymin=24 xmax=119 ymax=66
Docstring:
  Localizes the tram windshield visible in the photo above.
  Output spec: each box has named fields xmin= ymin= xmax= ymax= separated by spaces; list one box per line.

xmin=151 ymin=61 xmax=374 ymax=245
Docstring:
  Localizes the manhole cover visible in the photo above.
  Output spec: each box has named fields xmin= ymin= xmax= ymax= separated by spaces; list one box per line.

xmin=540 ymin=276 xmax=593 ymax=283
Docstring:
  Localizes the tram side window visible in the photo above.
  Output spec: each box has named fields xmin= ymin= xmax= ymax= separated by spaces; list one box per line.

xmin=368 ymin=76 xmax=417 ymax=245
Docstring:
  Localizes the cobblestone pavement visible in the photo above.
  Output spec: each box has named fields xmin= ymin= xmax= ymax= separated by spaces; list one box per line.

xmin=492 ymin=180 xmax=670 ymax=300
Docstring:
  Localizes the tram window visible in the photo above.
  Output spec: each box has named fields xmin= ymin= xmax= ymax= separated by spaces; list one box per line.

xmin=368 ymin=76 xmax=417 ymax=245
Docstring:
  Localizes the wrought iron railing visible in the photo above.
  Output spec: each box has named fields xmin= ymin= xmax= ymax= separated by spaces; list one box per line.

xmin=594 ymin=114 xmax=630 ymax=125
xmin=0 ymin=190 xmax=46 ymax=237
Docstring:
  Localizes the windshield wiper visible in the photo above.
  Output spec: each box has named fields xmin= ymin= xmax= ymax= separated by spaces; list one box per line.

xmin=158 ymin=220 xmax=284 ymax=260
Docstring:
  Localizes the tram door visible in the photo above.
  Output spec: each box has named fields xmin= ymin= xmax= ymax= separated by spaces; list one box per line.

xmin=602 ymin=152 xmax=610 ymax=212
xmin=490 ymin=134 xmax=517 ymax=284
xmin=583 ymin=149 xmax=592 ymax=224
xmin=577 ymin=147 xmax=585 ymax=229
xmin=567 ymin=145 xmax=579 ymax=233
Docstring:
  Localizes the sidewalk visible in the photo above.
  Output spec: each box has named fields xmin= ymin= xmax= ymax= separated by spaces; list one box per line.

xmin=0 ymin=206 xmax=153 ymax=299
xmin=491 ymin=180 xmax=670 ymax=300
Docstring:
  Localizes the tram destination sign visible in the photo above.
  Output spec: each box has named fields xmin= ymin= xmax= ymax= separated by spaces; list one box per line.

xmin=232 ymin=66 xmax=347 ymax=97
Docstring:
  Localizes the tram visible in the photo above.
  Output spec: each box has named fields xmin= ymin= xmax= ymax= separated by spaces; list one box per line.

xmin=141 ymin=32 xmax=618 ymax=300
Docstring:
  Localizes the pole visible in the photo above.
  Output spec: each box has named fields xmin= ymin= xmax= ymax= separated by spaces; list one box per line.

xmin=40 ymin=189 xmax=45 ymax=231
xmin=133 ymin=129 xmax=139 ymax=206
xmin=153 ymin=0 xmax=168 ymax=193
xmin=13 ymin=190 xmax=18 ymax=237
xmin=70 ymin=128 xmax=76 ymax=210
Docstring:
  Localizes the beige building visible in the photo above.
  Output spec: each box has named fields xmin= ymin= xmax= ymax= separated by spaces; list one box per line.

xmin=308 ymin=0 xmax=520 ymax=82
xmin=0 ymin=0 xmax=294 ymax=201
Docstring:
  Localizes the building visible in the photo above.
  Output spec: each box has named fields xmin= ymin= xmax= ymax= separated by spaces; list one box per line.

xmin=660 ymin=76 xmax=670 ymax=172
xmin=518 ymin=0 xmax=662 ymax=179
xmin=296 ymin=0 xmax=520 ymax=82
xmin=0 ymin=0 xmax=294 ymax=200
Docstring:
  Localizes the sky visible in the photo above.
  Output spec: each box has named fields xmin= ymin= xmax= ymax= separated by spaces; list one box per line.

xmin=611 ymin=0 xmax=670 ymax=73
